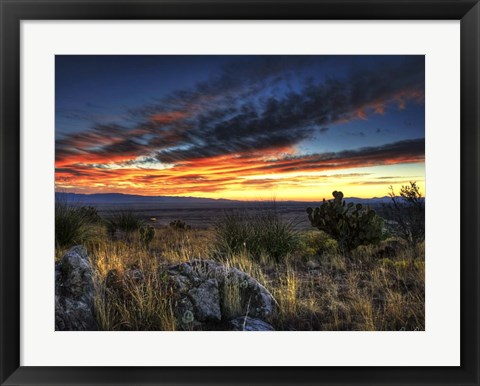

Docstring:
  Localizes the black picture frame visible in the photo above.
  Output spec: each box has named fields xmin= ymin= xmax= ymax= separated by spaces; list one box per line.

xmin=1 ymin=1 xmax=479 ymax=385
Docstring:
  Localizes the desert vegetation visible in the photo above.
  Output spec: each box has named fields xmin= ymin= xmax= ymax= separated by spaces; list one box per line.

xmin=55 ymin=183 xmax=425 ymax=331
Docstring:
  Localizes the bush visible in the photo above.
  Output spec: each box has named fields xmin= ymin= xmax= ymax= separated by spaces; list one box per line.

xmin=302 ymin=231 xmax=339 ymax=258
xmin=384 ymin=182 xmax=425 ymax=246
xmin=169 ymin=219 xmax=191 ymax=230
xmin=77 ymin=206 xmax=101 ymax=223
xmin=105 ymin=211 xmax=144 ymax=237
xmin=55 ymin=201 xmax=94 ymax=248
xmin=307 ymin=191 xmax=384 ymax=252
xmin=214 ymin=206 xmax=299 ymax=262
xmin=139 ymin=225 xmax=155 ymax=247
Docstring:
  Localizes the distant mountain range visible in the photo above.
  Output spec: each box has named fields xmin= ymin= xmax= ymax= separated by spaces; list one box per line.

xmin=334 ymin=196 xmax=393 ymax=205
xmin=55 ymin=192 xmax=234 ymax=204
xmin=55 ymin=192 xmax=394 ymax=205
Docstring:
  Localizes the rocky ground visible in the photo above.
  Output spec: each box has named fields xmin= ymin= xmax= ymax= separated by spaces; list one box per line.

xmin=56 ymin=246 xmax=277 ymax=331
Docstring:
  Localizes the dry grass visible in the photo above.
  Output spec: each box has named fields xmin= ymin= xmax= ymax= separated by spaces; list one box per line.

xmin=220 ymin=277 xmax=244 ymax=320
xmin=56 ymin=223 xmax=425 ymax=331
xmin=90 ymin=237 xmax=176 ymax=330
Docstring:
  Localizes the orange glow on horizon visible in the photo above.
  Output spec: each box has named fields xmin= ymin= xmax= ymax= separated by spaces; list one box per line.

xmin=55 ymin=145 xmax=425 ymax=201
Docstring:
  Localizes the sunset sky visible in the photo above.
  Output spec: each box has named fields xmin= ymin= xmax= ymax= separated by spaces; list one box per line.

xmin=55 ymin=55 xmax=425 ymax=201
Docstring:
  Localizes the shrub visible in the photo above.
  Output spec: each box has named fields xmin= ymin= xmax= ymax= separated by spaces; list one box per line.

xmin=214 ymin=206 xmax=299 ymax=262
xmin=77 ymin=206 xmax=101 ymax=223
xmin=306 ymin=191 xmax=383 ymax=252
xmin=55 ymin=201 xmax=94 ymax=248
xmin=139 ymin=225 xmax=155 ymax=247
xmin=302 ymin=231 xmax=339 ymax=258
xmin=384 ymin=182 xmax=425 ymax=246
xmin=169 ymin=219 xmax=191 ymax=230
xmin=105 ymin=211 xmax=144 ymax=237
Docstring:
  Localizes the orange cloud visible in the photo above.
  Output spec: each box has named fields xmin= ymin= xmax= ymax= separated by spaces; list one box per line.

xmin=150 ymin=111 xmax=188 ymax=124
xmin=350 ymin=87 xmax=424 ymax=122
xmin=55 ymin=139 xmax=425 ymax=199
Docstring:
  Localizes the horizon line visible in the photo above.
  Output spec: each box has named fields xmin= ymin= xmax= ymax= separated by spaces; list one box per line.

xmin=55 ymin=191 xmax=416 ymax=202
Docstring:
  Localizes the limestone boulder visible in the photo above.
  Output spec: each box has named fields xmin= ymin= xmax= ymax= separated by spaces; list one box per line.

xmin=55 ymin=246 xmax=97 ymax=331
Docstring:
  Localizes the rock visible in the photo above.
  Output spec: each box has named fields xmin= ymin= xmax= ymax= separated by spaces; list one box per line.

xmin=55 ymin=249 xmax=276 ymax=331
xmin=124 ymin=267 xmax=144 ymax=284
xmin=188 ymin=279 xmax=222 ymax=322
xmin=55 ymin=246 xmax=97 ymax=330
xmin=226 ymin=267 xmax=276 ymax=320
xmin=167 ymin=260 xmax=276 ymax=329
xmin=229 ymin=316 xmax=275 ymax=331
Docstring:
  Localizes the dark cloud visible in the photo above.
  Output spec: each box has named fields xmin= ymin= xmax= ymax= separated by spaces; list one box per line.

xmin=130 ymin=56 xmax=316 ymax=120
xmin=101 ymin=139 xmax=143 ymax=155
xmin=150 ymin=56 xmax=424 ymax=163
xmin=155 ymin=127 xmax=314 ymax=164
xmin=350 ymin=179 xmax=423 ymax=186
xmin=56 ymin=56 xmax=424 ymax=168
xmin=56 ymin=123 xmax=130 ymax=163
xmin=55 ymin=167 xmax=91 ymax=177
xmin=259 ymin=138 xmax=425 ymax=173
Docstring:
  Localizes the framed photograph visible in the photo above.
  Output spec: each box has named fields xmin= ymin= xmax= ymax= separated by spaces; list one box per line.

xmin=1 ymin=0 xmax=479 ymax=385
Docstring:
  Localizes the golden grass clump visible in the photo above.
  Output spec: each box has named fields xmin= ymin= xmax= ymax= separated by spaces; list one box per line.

xmin=89 ymin=233 xmax=177 ymax=331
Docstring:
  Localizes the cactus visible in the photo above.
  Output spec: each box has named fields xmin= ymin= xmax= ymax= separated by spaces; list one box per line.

xmin=169 ymin=219 xmax=191 ymax=230
xmin=306 ymin=191 xmax=383 ymax=252
xmin=139 ymin=225 xmax=155 ymax=246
